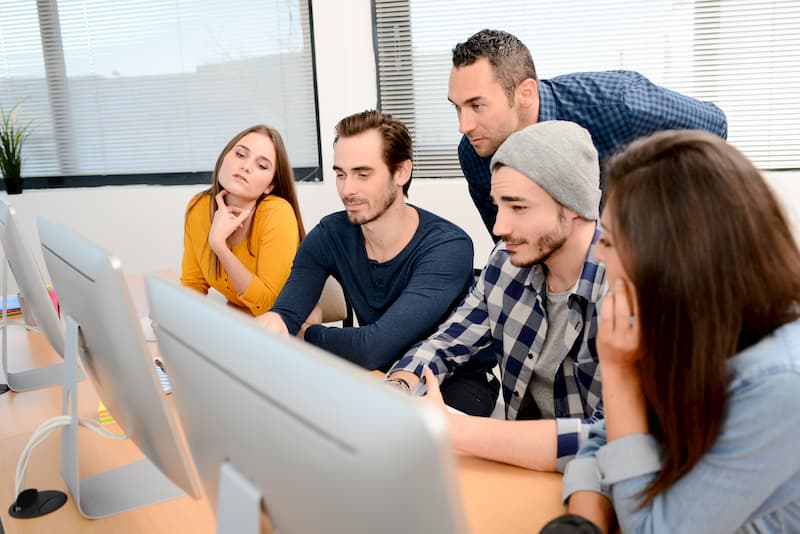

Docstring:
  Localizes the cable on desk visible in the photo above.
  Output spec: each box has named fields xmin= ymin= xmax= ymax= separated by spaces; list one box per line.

xmin=10 ymin=415 xmax=129 ymax=518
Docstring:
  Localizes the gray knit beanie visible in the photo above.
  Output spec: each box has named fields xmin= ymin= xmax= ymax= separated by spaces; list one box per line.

xmin=490 ymin=121 xmax=601 ymax=220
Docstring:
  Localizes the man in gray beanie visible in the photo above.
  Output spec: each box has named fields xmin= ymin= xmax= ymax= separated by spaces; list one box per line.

xmin=387 ymin=120 xmax=606 ymax=474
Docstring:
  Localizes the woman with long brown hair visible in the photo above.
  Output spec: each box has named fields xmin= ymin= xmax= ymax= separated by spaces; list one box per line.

xmin=561 ymin=130 xmax=800 ymax=532
xmin=181 ymin=125 xmax=306 ymax=316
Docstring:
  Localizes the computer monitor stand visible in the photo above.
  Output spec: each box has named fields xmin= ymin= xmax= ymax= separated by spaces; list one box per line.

xmin=59 ymin=316 xmax=184 ymax=519
xmin=216 ymin=462 xmax=262 ymax=534
xmin=0 ymin=255 xmax=83 ymax=392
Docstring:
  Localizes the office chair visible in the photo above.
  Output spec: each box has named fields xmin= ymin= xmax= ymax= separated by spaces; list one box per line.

xmin=318 ymin=276 xmax=354 ymax=327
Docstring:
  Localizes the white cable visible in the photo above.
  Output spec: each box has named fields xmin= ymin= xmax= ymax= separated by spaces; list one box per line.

xmin=78 ymin=418 xmax=130 ymax=441
xmin=14 ymin=415 xmax=129 ymax=496
xmin=15 ymin=416 xmax=70 ymax=496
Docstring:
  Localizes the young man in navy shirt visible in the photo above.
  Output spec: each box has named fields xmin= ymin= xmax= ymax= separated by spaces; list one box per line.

xmin=258 ymin=110 xmax=499 ymax=416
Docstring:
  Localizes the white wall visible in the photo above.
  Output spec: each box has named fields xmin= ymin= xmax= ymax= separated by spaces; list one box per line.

xmin=3 ymin=0 xmax=798 ymax=293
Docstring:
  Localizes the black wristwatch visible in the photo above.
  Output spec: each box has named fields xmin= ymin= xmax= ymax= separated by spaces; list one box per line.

xmin=384 ymin=377 xmax=411 ymax=394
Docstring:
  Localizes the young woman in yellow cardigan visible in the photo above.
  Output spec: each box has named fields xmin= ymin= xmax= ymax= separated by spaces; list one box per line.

xmin=181 ymin=125 xmax=306 ymax=316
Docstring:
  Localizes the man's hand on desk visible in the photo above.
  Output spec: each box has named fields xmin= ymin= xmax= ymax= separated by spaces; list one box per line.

xmin=386 ymin=368 xmax=467 ymax=450
xmin=385 ymin=368 xmax=460 ymax=414
xmin=419 ymin=367 xmax=450 ymax=416
xmin=255 ymin=311 xmax=289 ymax=336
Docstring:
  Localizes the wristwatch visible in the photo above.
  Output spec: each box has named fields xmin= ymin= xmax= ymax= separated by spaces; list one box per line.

xmin=384 ymin=376 xmax=411 ymax=394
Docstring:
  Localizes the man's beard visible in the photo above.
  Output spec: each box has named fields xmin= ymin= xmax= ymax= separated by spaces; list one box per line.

xmin=346 ymin=186 xmax=397 ymax=226
xmin=506 ymin=209 xmax=569 ymax=267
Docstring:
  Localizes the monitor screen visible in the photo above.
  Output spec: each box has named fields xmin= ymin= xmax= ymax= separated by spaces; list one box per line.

xmin=37 ymin=215 xmax=201 ymax=517
xmin=0 ymin=198 xmax=66 ymax=391
xmin=146 ymin=274 xmax=466 ymax=534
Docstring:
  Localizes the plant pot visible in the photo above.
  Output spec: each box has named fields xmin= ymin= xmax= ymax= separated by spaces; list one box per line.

xmin=4 ymin=178 xmax=23 ymax=195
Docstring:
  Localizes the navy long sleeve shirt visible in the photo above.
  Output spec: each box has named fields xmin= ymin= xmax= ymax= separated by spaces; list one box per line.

xmin=270 ymin=206 xmax=476 ymax=371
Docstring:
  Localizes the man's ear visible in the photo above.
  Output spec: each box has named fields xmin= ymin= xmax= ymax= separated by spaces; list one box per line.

xmin=393 ymin=159 xmax=413 ymax=188
xmin=515 ymin=78 xmax=538 ymax=108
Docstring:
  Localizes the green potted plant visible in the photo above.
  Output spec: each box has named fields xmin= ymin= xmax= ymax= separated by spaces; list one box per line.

xmin=0 ymin=104 xmax=31 ymax=195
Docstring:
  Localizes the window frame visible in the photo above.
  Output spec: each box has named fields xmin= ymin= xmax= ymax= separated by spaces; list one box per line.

xmin=373 ymin=0 xmax=800 ymax=176
xmin=1 ymin=0 xmax=323 ymax=189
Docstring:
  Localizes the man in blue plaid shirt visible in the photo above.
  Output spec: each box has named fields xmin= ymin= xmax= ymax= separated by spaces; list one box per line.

xmin=387 ymin=120 xmax=606 ymax=473
xmin=449 ymin=29 xmax=728 ymax=240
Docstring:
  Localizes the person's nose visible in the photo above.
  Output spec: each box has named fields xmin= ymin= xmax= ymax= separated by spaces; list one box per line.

xmin=492 ymin=208 xmax=510 ymax=238
xmin=459 ymin=108 xmax=475 ymax=135
xmin=594 ymin=246 xmax=606 ymax=263
xmin=339 ymin=175 xmax=356 ymax=198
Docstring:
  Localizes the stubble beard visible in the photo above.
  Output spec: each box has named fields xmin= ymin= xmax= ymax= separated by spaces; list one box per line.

xmin=508 ymin=211 xmax=570 ymax=267
xmin=346 ymin=186 xmax=398 ymax=226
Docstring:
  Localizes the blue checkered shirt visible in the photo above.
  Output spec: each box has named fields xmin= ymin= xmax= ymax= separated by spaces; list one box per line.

xmin=459 ymin=70 xmax=729 ymax=238
xmin=390 ymin=230 xmax=607 ymax=471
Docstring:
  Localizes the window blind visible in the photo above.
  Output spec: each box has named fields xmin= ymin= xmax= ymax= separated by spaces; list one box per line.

xmin=375 ymin=0 xmax=799 ymax=177
xmin=0 ymin=0 xmax=319 ymax=180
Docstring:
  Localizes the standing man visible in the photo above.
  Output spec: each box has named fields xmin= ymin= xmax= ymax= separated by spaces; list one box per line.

xmin=449 ymin=28 xmax=728 ymax=239
xmin=387 ymin=121 xmax=605 ymax=472
xmin=258 ymin=110 xmax=499 ymax=416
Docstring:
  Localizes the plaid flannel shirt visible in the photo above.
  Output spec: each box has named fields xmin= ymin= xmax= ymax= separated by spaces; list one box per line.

xmin=391 ymin=231 xmax=607 ymax=471
xmin=459 ymin=69 xmax=729 ymax=238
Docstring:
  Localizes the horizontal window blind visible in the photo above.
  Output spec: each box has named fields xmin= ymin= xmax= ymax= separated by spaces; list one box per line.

xmin=0 ymin=0 xmax=319 ymax=180
xmin=375 ymin=0 xmax=799 ymax=177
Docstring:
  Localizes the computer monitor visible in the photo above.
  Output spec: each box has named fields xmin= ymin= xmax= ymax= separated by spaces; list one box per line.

xmin=37 ymin=215 xmax=202 ymax=519
xmin=0 ymin=197 xmax=79 ymax=391
xmin=145 ymin=275 xmax=467 ymax=534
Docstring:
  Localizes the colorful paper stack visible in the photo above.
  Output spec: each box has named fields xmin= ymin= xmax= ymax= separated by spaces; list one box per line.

xmin=97 ymin=401 xmax=117 ymax=427
xmin=1 ymin=294 xmax=22 ymax=318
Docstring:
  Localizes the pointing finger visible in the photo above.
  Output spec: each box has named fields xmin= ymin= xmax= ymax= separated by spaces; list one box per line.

xmin=599 ymin=288 xmax=615 ymax=330
xmin=215 ymin=190 xmax=228 ymax=210
xmin=614 ymin=279 xmax=631 ymax=331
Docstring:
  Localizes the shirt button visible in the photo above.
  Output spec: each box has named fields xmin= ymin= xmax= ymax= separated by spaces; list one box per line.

xmin=374 ymin=280 xmax=382 ymax=287
xmin=527 ymin=353 xmax=533 ymax=359
xmin=513 ymin=390 xmax=520 ymax=398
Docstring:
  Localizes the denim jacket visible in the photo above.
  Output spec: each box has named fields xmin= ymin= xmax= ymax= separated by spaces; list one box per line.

xmin=563 ymin=319 xmax=800 ymax=533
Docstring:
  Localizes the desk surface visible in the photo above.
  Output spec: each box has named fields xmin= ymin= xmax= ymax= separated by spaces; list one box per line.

xmin=0 ymin=273 xmax=565 ymax=533
xmin=0 ymin=427 xmax=564 ymax=534
xmin=0 ymin=328 xmax=98 ymax=441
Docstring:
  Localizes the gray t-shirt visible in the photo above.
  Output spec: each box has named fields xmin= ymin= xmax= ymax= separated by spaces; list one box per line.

xmin=526 ymin=282 xmax=573 ymax=419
